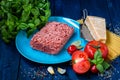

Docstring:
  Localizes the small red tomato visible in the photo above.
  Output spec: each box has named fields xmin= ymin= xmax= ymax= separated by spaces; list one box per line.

xmin=91 ymin=65 xmax=99 ymax=73
xmin=72 ymin=50 xmax=90 ymax=74
xmin=67 ymin=45 xmax=77 ymax=54
xmin=84 ymin=40 xmax=108 ymax=59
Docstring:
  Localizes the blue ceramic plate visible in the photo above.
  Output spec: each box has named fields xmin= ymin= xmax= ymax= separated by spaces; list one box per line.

xmin=15 ymin=16 xmax=88 ymax=64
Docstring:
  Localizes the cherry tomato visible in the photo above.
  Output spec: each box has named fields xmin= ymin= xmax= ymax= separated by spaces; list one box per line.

xmin=67 ymin=45 xmax=77 ymax=54
xmin=84 ymin=40 xmax=108 ymax=59
xmin=72 ymin=50 xmax=90 ymax=74
xmin=91 ymin=65 xmax=99 ymax=73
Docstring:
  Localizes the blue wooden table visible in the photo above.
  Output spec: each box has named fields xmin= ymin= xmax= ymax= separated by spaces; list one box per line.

xmin=0 ymin=0 xmax=120 ymax=80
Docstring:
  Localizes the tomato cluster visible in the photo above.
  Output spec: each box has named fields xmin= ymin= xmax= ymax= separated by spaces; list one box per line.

xmin=67 ymin=40 xmax=108 ymax=74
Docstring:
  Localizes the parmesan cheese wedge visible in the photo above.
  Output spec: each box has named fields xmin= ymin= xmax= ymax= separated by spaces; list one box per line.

xmin=85 ymin=16 xmax=106 ymax=43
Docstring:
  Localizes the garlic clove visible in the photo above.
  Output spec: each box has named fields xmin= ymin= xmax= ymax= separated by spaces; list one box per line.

xmin=47 ymin=66 xmax=55 ymax=75
xmin=57 ymin=67 xmax=66 ymax=74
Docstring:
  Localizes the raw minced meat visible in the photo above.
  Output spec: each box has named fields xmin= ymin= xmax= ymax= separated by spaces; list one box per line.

xmin=30 ymin=21 xmax=74 ymax=54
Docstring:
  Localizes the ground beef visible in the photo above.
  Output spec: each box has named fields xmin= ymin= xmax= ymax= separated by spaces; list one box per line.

xmin=30 ymin=21 xmax=74 ymax=54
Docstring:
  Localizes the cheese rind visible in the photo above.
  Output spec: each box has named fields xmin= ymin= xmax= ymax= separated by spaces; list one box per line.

xmin=85 ymin=16 xmax=106 ymax=43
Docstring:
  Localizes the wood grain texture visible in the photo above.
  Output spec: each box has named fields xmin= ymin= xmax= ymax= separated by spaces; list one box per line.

xmin=0 ymin=0 xmax=120 ymax=80
xmin=0 ymin=39 xmax=20 ymax=80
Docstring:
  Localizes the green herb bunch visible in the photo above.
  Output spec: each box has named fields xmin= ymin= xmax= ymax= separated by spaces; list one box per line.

xmin=0 ymin=0 xmax=51 ymax=43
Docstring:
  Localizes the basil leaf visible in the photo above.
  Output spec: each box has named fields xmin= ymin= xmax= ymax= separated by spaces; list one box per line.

xmin=1 ymin=27 xmax=9 ymax=37
xmin=18 ymin=23 xmax=28 ymax=30
xmin=38 ymin=3 xmax=44 ymax=8
xmin=1 ymin=28 xmax=10 ymax=43
xmin=40 ymin=16 xmax=46 ymax=21
xmin=31 ymin=8 xmax=39 ymax=17
xmin=2 ymin=37 xmax=10 ymax=43
xmin=27 ymin=28 xmax=36 ymax=37
xmin=23 ymin=4 xmax=32 ymax=12
xmin=28 ymin=23 xmax=35 ymax=28
xmin=21 ymin=10 xmax=30 ymax=22
xmin=22 ymin=0 xmax=29 ymax=5
xmin=91 ymin=59 xmax=97 ymax=64
xmin=96 ymin=64 xmax=104 ymax=73
xmin=6 ymin=20 xmax=14 ymax=31
xmin=1 ymin=1 xmax=5 ymax=6
xmin=102 ymin=61 xmax=110 ymax=70
xmin=34 ymin=18 xmax=40 ymax=26
xmin=96 ymin=58 xmax=104 ymax=64
xmin=45 ymin=9 xmax=51 ymax=17
xmin=94 ymin=49 xmax=102 ymax=59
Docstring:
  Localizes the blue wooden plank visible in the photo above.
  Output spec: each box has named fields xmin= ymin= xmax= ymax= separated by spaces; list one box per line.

xmin=107 ymin=0 xmax=120 ymax=35
xmin=51 ymin=0 xmax=81 ymax=20
xmin=0 ymin=39 xmax=20 ymax=80
xmin=49 ymin=0 xmax=55 ymax=16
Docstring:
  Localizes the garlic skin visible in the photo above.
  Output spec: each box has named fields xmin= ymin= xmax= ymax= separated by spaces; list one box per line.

xmin=47 ymin=66 xmax=55 ymax=75
xmin=57 ymin=67 xmax=66 ymax=74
